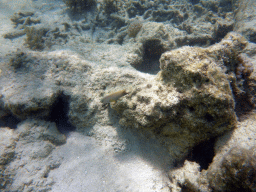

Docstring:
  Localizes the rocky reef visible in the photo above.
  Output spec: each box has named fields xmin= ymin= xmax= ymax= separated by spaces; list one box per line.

xmin=0 ymin=120 xmax=66 ymax=190
xmin=0 ymin=0 xmax=256 ymax=191
xmin=208 ymin=146 xmax=256 ymax=191
xmin=168 ymin=112 xmax=256 ymax=191
xmin=112 ymin=32 xmax=250 ymax=159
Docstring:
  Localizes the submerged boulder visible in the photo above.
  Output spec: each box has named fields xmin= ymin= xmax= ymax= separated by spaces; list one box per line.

xmin=112 ymin=32 xmax=248 ymax=158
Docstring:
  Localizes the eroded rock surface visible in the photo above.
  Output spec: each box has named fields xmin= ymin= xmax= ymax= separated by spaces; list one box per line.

xmin=112 ymin=32 xmax=247 ymax=159
xmin=0 ymin=49 xmax=92 ymax=120
xmin=168 ymin=112 xmax=256 ymax=192
xmin=1 ymin=119 xmax=66 ymax=191
xmin=0 ymin=0 xmax=256 ymax=191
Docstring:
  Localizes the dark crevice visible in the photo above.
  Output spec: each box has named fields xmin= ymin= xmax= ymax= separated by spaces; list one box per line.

xmin=186 ymin=137 xmax=216 ymax=171
xmin=230 ymin=79 xmax=255 ymax=120
xmin=0 ymin=114 xmax=21 ymax=129
xmin=133 ymin=39 xmax=167 ymax=74
xmin=205 ymin=113 xmax=214 ymax=123
xmin=189 ymin=0 xmax=200 ymax=5
xmin=48 ymin=93 xmax=76 ymax=134
xmin=213 ymin=22 xmax=234 ymax=43
xmin=234 ymin=93 xmax=254 ymax=121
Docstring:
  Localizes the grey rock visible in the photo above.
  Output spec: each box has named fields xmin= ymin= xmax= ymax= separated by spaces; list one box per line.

xmin=3 ymin=119 xmax=66 ymax=191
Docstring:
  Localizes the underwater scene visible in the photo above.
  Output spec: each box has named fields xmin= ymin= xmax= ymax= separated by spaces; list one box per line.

xmin=0 ymin=0 xmax=256 ymax=191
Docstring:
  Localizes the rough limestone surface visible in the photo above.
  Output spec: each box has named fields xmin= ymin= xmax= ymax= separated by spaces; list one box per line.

xmin=168 ymin=160 xmax=209 ymax=192
xmin=2 ymin=119 xmax=66 ymax=191
xmin=206 ymin=112 xmax=256 ymax=191
xmin=235 ymin=0 xmax=256 ymax=43
xmin=0 ymin=51 xmax=58 ymax=120
xmin=0 ymin=49 xmax=92 ymax=120
xmin=167 ymin=112 xmax=256 ymax=192
xmin=0 ymin=128 xmax=19 ymax=190
xmin=0 ymin=0 xmax=256 ymax=191
xmin=0 ymin=129 xmax=18 ymax=166
xmin=68 ymin=66 xmax=150 ymax=129
xmin=208 ymin=146 xmax=256 ymax=191
xmin=112 ymin=32 xmax=246 ymax=159
xmin=126 ymin=22 xmax=172 ymax=73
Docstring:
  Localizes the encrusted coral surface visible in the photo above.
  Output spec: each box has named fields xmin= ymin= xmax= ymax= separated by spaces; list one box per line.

xmin=208 ymin=146 xmax=256 ymax=191
xmin=112 ymin=32 xmax=249 ymax=158
xmin=0 ymin=0 xmax=256 ymax=191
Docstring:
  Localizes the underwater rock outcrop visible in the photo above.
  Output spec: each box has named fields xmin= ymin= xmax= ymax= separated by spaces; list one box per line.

xmin=235 ymin=0 xmax=256 ymax=43
xmin=1 ymin=119 xmax=66 ymax=190
xmin=112 ymin=32 xmax=248 ymax=158
xmin=0 ymin=50 xmax=91 ymax=120
xmin=167 ymin=111 xmax=256 ymax=191
xmin=127 ymin=22 xmax=171 ymax=73
xmin=207 ymin=146 xmax=256 ymax=191
xmin=0 ymin=51 xmax=59 ymax=120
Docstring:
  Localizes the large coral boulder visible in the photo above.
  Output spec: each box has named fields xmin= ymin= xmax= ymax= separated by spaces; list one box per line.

xmin=112 ymin=32 xmax=247 ymax=158
xmin=207 ymin=146 xmax=256 ymax=191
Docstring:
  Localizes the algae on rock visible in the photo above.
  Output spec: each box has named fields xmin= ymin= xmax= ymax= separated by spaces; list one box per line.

xmin=25 ymin=27 xmax=49 ymax=50
xmin=207 ymin=146 xmax=256 ymax=191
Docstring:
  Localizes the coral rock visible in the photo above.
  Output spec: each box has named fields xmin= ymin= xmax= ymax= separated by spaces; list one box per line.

xmin=208 ymin=146 xmax=256 ymax=191
xmin=112 ymin=32 xmax=248 ymax=158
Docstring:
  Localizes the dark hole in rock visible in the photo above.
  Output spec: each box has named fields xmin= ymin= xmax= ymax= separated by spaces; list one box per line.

xmin=134 ymin=39 xmax=166 ymax=74
xmin=49 ymin=93 xmax=76 ymax=134
xmin=190 ymin=0 xmax=200 ymax=4
xmin=205 ymin=113 xmax=214 ymax=123
xmin=180 ymin=185 xmax=194 ymax=192
xmin=189 ymin=107 xmax=195 ymax=112
xmin=230 ymin=74 xmax=255 ymax=120
xmin=0 ymin=114 xmax=21 ymax=129
xmin=186 ymin=137 xmax=216 ymax=171
xmin=234 ymin=93 xmax=254 ymax=121
xmin=214 ymin=22 xmax=234 ymax=43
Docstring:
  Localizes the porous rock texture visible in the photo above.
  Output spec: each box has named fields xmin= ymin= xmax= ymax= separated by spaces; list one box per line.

xmin=234 ymin=0 xmax=256 ymax=43
xmin=206 ymin=112 xmax=256 ymax=191
xmin=0 ymin=49 xmax=92 ymax=120
xmin=112 ymin=32 xmax=248 ymax=159
xmin=168 ymin=112 xmax=256 ymax=192
xmin=208 ymin=146 xmax=256 ymax=191
xmin=0 ymin=0 xmax=256 ymax=191
xmin=0 ymin=119 xmax=66 ymax=191
xmin=126 ymin=21 xmax=172 ymax=74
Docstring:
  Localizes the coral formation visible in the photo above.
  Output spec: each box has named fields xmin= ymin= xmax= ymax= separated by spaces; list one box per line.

xmin=9 ymin=51 xmax=29 ymax=70
xmin=1 ymin=50 xmax=81 ymax=120
xmin=3 ymin=30 xmax=26 ymax=40
xmin=1 ymin=0 xmax=256 ymax=191
xmin=24 ymin=27 xmax=48 ymax=50
xmin=3 ymin=12 xmax=40 ymax=40
xmin=128 ymin=20 xmax=143 ymax=38
xmin=127 ymin=22 xmax=170 ymax=73
xmin=229 ymin=53 xmax=256 ymax=118
xmin=10 ymin=12 xmax=39 ymax=28
xmin=208 ymin=146 xmax=256 ymax=191
xmin=168 ymin=112 xmax=256 ymax=191
xmin=236 ymin=53 xmax=254 ymax=79
xmin=112 ymin=32 xmax=247 ymax=158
